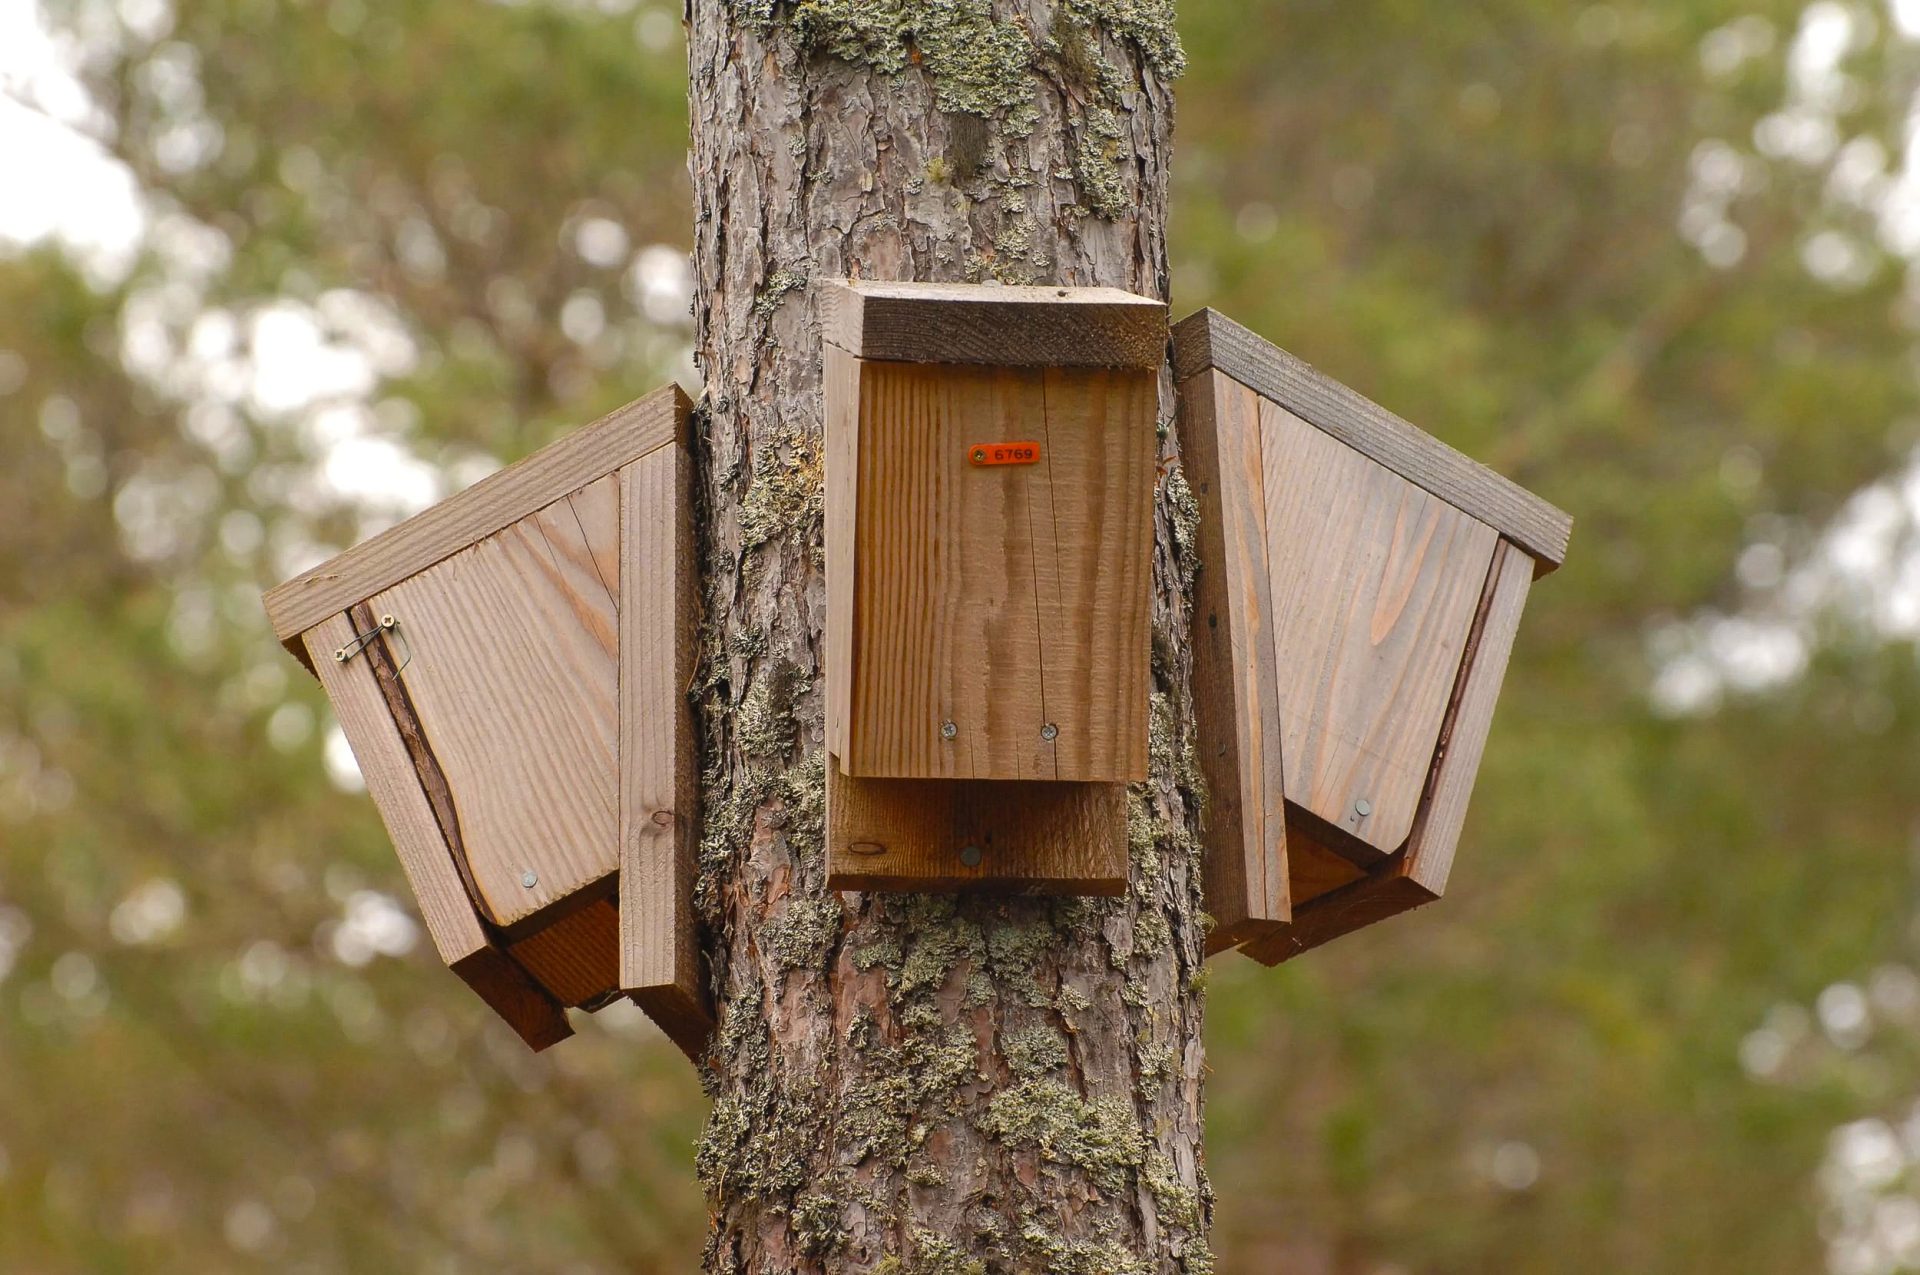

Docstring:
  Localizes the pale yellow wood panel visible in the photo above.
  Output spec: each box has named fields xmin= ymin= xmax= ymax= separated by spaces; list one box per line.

xmin=369 ymin=502 xmax=620 ymax=927
xmin=846 ymin=362 xmax=1052 ymax=781
xmin=826 ymin=758 xmax=1127 ymax=895
xmin=1180 ymin=370 xmax=1290 ymax=947
xmin=1261 ymin=400 xmax=1498 ymax=857
xmin=824 ymin=343 xmax=862 ymax=762
xmin=618 ymin=445 xmax=711 ymax=1061
xmin=1029 ymin=367 xmax=1155 ymax=782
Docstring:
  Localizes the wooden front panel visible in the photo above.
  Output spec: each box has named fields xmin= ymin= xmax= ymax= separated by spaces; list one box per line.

xmin=1261 ymin=401 xmax=1499 ymax=858
xmin=834 ymin=358 xmax=1154 ymax=783
xmin=368 ymin=474 xmax=622 ymax=927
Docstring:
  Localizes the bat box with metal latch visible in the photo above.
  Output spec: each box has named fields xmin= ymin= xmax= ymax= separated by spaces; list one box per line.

xmin=821 ymin=281 xmax=1166 ymax=895
xmin=263 ymin=385 xmax=707 ymax=1056
xmin=1174 ymin=309 xmax=1571 ymax=964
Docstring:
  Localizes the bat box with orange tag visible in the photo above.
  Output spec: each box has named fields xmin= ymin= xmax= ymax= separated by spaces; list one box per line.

xmin=820 ymin=280 xmax=1166 ymax=894
xmin=262 ymin=385 xmax=708 ymax=1057
xmin=1174 ymin=309 xmax=1571 ymax=964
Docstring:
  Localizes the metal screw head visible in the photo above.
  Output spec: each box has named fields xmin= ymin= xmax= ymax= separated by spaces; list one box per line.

xmin=941 ymin=719 xmax=958 ymax=740
xmin=959 ymin=844 xmax=983 ymax=867
xmin=972 ymin=448 xmax=987 ymax=463
xmin=520 ymin=870 xmax=539 ymax=889
xmin=1353 ymin=799 xmax=1373 ymax=818
xmin=1040 ymin=723 xmax=1058 ymax=742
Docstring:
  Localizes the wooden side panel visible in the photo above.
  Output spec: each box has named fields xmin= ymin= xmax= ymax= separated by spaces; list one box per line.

xmin=1030 ymin=367 xmax=1156 ymax=782
xmin=826 ymin=761 xmax=1127 ymax=895
xmin=304 ymin=614 xmax=572 ymax=1051
xmin=1170 ymin=310 xmax=1571 ymax=571
xmin=267 ymin=385 xmax=686 ymax=652
xmin=1180 ymin=370 xmax=1290 ymax=953
xmin=368 ymin=494 xmax=622 ymax=927
xmin=825 ymin=343 xmax=861 ymax=763
xmin=1261 ymin=400 xmax=1499 ymax=859
xmin=1238 ymin=538 xmax=1534 ymax=966
xmin=618 ymin=443 xmax=711 ymax=1062
xmin=843 ymin=362 xmax=1053 ymax=781
xmin=1404 ymin=539 xmax=1533 ymax=895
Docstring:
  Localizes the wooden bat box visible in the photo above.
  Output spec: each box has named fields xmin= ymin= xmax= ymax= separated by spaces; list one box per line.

xmin=263 ymin=385 xmax=708 ymax=1057
xmin=1174 ymin=310 xmax=1571 ymax=964
xmin=821 ymin=281 xmax=1166 ymax=894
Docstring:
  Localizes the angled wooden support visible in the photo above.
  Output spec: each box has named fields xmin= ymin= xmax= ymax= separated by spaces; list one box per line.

xmin=1175 ymin=309 xmax=1568 ymax=962
xmin=268 ymin=385 xmax=711 ymax=1059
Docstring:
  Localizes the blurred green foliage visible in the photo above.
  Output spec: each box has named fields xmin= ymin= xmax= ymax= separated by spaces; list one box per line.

xmin=2 ymin=0 xmax=1918 ymax=1271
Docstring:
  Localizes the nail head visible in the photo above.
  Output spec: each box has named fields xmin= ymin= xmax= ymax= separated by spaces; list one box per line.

xmin=959 ymin=844 xmax=983 ymax=867
xmin=521 ymin=870 xmax=539 ymax=888
xmin=1353 ymin=799 xmax=1372 ymax=818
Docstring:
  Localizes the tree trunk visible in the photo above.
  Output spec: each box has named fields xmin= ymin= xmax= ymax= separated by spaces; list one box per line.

xmin=685 ymin=4 xmax=1211 ymax=1270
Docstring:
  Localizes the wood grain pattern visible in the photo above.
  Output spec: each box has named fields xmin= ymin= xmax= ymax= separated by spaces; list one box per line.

xmin=367 ymin=494 xmax=621 ymax=927
xmin=826 ymin=757 xmax=1127 ymax=894
xmin=266 ymin=384 xmax=688 ymax=661
xmin=833 ymin=360 xmax=1154 ymax=783
xmin=1403 ymin=538 xmax=1534 ymax=895
xmin=824 ymin=342 xmax=861 ymax=764
xmin=1236 ymin=538 xmax=1536 ymax=967
xmin=1262 ymin=399 xmax=1499 ymax=860
xmin=1171 ymin=309 xmax=1570 ymax=572
xmin=821 ymin=280 xmax=1166 ymax=370
xmin=304 ymin=613 xmax=572 ymax=1051
xmin=618 ymin=442 xmax=711 ymax=1062
xmin=509 ymin=893 xmax=619 ymax=1008
xmin=1178 ymin=370 xmax=1290 ymax=951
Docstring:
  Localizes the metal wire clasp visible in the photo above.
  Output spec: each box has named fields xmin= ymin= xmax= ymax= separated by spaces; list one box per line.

xmin=334 ymin=614 xmax=410 ymax=670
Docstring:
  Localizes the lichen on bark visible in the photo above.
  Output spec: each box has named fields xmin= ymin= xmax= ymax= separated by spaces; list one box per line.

xmin=688 ymin=0 xmax=1210 ymax=1269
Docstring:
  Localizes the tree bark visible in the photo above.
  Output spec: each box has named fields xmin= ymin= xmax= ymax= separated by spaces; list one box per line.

xmin=685 ymin=4 xmax=1211 ymax=1270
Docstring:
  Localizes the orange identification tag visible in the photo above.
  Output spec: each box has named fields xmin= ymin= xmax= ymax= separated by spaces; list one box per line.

xmin=968 ymin=441 xmax=1042 ymax=467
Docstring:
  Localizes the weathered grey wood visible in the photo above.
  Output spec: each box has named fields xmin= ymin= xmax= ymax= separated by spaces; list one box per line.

xmin=1261 ymin=399 xmax=1500 ymax=860
xmin=618 ymin=441 xmax=711 ymax=1062
xmin=821 ymin=280 xmax=1166 ymax=369
xmin=305 ymin=612 xmax=572 ymax=1051
xmin=1172 ymin=309 xmax=1571 ymax=571
xmin=266 ymin=384 xmax=688 ymax=661
xmin=1180 ymin=369 xmax=1290 ymax=952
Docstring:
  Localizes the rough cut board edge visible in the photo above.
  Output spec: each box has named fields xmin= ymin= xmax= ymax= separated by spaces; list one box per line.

xmin=266 ymin=383 xmax=692 ymax=666
xmin=303 ymin=619 xmax=573 ymax=1052
xmin=617 ymin=439 xmax=712 ymax=1066
xmin=1230 ymin=538 xmax=1535 ymax=967
xmin=1171 ymin=309 xmax=1571 ymax=573
xmin=820 ymin=279 xmax=1167 ymax=369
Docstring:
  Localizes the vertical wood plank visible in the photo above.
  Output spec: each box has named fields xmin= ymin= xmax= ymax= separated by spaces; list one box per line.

xmin=824 ymin=343 xmax=862 ymax=764
xmin=1179 ymin=370 xmax=1291 ymax=952
xmin=1261 ymin=400 xmax=1499 ymax=859
xmin=368 ymin=500 xmax=621 ymax=926
xmin=845 ymin=362 xmax=1052 ymax=780
xmin=619 ymin=441 xmax=712 ymax=1062
xmin=1030 ymin=366 xmax=1157 ymax=782
xmin=304 ymin=614 xmax=572 ymax=1051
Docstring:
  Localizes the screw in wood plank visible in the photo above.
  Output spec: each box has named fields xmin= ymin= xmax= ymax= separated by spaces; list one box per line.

xmin=521 ymin=870 xmax=538 ymax=888
xmin=972 ymin=448 xmax=987 ymax=464
xmin=959 ymin=844 xmax=983 ymax=867
xmin=1353 ymin=799 xmax=1372 ymax=818
xmin=940 ymin=719 xmax=958 ymax=740
xmin=1040 ymin=723 xmax=1058 ymax=742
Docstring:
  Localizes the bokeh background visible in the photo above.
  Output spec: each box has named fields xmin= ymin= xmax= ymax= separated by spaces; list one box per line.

xmin=4 ymin=0 xmax=1920 ymax=1270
